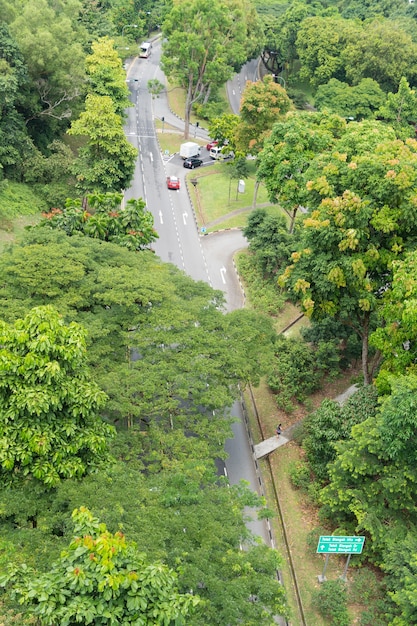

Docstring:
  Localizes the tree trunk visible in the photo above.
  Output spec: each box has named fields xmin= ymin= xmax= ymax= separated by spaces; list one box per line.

xmin=362 ymin=313 xmax=370 ymax=385
xmin=252 ymin=180 xmax=260 ymax=209
xmin=184 ymin=83 xmax=193 ymax=140
xmin=289 ymin=207 xmax=297 ymax=234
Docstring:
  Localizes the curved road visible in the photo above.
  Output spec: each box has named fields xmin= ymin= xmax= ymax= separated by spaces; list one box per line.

xmin=124 ymin=42 xmax=270 ymax=545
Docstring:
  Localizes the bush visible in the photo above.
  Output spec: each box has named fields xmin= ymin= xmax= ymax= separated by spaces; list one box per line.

xmin=312 ymin=579 xmax=351 ymax=626
xmin=267 ymin=335 xmax=322 ymax=411
xmin=288 ymin=460 xmax=311 ymax=490
xmin=235 ymin=251 xmax=286 ymax=315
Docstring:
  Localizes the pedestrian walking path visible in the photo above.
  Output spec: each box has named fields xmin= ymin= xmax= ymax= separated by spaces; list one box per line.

xmin=253 ymin=384 xmax=359 ymax=460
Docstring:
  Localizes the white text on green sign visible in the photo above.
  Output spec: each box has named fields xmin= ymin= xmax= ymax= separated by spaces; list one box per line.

xmin=317 ymin=536 xmax=365 ymax=554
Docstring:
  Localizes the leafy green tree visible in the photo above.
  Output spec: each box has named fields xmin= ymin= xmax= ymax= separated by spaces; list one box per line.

xmin=85 ymin=36 xmax=131 ymax=117
xmin=295 ymin=16 xmax=359 ymax=88
xmin=321 ymin=374 xmax=417 ymax=555
xmin=235 ymin=75 xmax=291 ymax=154
xmin=371 ymin=250 xmax=417 ymax=392
xmin=0 ymin=23 xmax=31 ymax=180
xmin=262 ymin=1 xmax=313 ymax=74
xmin=384 ymin=532 xmax=417 ymax=625
xmin=68 ymin=94 xmax=137 ymax=193
xmin=243 ymin=207 xmax=293 ymax=277
xmin=280 ymin=125 xmax=417 ymax=384
xmin=303 ymin=386 xmax=379 ymax=483
xmin=0 ymin=231 xmax=274 ymax=431
xmin=256 ymin=111 xmax=345 ymax=232
xmin=267 ymin=335 xmax=325 ymax=412
xmin=9 ymin=0 xmax=86 ymax=133
xmin=0 ymin=306 xmax=113 ymax=488
xmin=0 ymin=506 xmax=199 ymax=625
xmin=161 ymin=0 xmax=263 ymax=138
xmin=39 ymin=191 xmax=158 ymax=250
xmin=208 ymin=113 xmax=239 ymax=151
xmin=315 ymin=78 xmax=385 ymax=120
xmin=378 ymin=76 xmax=417 ymax=138
xmin=342 ymin=19 xmax=417 ymax=92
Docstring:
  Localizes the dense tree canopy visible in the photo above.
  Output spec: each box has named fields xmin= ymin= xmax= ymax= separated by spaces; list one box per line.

xmin=0 ymin=306 xmax=113 ymax=488
xmin=161 ymin=0 xmax=263 ymax=138
xmin=68 ymin=94 xmax=137 ymax=193
xmin=0 ymin=506 xmax=199 ymax=625
xmin=257 ymin=111 xmax=345 ymax=231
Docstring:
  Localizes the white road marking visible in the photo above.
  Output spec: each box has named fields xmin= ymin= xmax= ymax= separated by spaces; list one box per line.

xmin=149 ymin=152 xmax=153 ymax=162
xmin=220 ymin=267 xmax=226 ymax=284
xmin=183 ymin=212 xmax=188 ymax=225
xmin=159 ymin=211 xmax=163 ymax=224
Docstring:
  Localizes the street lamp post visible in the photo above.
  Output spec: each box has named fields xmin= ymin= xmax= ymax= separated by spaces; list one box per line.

xmin=122 ymin=24 xmax=138 ymax=38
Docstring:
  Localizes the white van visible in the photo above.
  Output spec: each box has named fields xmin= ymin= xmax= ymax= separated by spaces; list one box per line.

xmin=209 ymin=146 xmax=233 ymax=160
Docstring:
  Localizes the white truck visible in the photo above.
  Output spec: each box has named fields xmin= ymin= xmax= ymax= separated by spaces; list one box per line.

xmin=180 ymin=142 xmax=201 ymax=159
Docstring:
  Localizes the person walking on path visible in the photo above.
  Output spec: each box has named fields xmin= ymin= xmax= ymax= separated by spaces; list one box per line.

xmin=276 ymin=424 xmax=282 ymax=438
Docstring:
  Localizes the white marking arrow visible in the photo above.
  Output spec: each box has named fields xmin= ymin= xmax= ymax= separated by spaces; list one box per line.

xmin=182 ymin=212 xmax=188 ymax=225
xmin=232 ymin=89 xmax=235 ymax=96
xmin=149 ymin=152 xmax=153 ymax=162
xmin=159 ymin=211 xmax=163 ymax=224
xmin=220 ymin=267 xmax=226 ymax=284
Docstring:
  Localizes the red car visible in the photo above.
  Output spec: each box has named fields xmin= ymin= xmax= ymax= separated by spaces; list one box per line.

xmin=167 ymin=175 xmax=180 ymax=190
xmin=206 ymin=140 xmax=218 ymax=151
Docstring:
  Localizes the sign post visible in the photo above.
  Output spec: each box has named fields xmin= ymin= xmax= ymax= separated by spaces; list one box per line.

xmin=316 ymin=536 xmax=365 ymax=583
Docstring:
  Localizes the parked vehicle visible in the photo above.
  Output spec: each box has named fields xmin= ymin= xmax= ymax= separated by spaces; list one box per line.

xmin=139 ymin=42 xmax=152 ymax=58
xmin=183 ymin=157 xmax=203 ymax=169
xmin=167 ymin=176 xmax=180 ymax=189
xmin=209 ymin=146 xmax=234 ymax=160
xmin=206 ymin=140 xmax=218 ymax=151
xmin=180 ymin=142 xmax=201 ymax=159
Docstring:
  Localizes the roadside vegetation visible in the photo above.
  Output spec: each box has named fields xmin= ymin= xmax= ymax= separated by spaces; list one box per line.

xmin=3 ymin=0 xmax=417 ymax=624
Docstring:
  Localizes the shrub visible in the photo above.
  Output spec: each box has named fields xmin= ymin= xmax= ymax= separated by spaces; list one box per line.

xmin=312 ymin=579 xmax=350 ymax=626
xmin=288 ymin=460 xmax=311 ymax=490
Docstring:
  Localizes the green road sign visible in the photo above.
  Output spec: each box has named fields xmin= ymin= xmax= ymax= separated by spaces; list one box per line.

xmin=317 ymin=536 xmax=365 ymax=554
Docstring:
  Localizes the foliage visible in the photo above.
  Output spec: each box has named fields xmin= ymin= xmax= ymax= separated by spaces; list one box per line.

xmin=288 ymin=460 xmax=311 ymax=490
xmin=85 ymin=37 xmax=131 ymax=117
xmin=0 ymin=180 xmax=46 ymax=221
xmin=161 ymin=0 xmax=264 ymax=137
xmin=235 ymin=251 xmax=286 ymax=315
xmin=256 ymin=111 xmax=345 ymax=231
xmin=235 ymin=75 xmax=291 ymax=154
xmin=9 ymin=0 xmax=86 ymax=140
xmin=383 ymin=531 xmax=417 ymax=625
xmin=208 ymin=113 xmax=240 ymax=152
xmin=278 ymin=125 xmax=417 ymax=383
xmin=0 ymin=435 xmax=289 ymax=625
xmin=0 ymin=230 xmax=275 ymax=430
xmin=243 ymin=207 xmax=294 ymax=277
xmin=315 ymin=78 xmax=385 ymax=120
xmin=0 ymin=306 xmax=113 ymax=488
xmin=378 ymin=77 xmax=417 ymax=138
xmin=0 ymin=507 xmax=199 ymax=625
xmin=38 ymin=191 xmax=158 ymax=250
xmin=22 ymin=140 xmax=77 ymax=206
xmin=267 ymin=335 xmax=324 ymax=412
xmin=68 ymin=94 xmax=137 ymax=193
xmin=372 ymin=250 xmax=417 ymax=392
xmin=321 ymin=374 xmax=417 ymax=558
xmin=0 ymin=22 xmax=31 ymax=180
xmin=303 ymin=386 xmax=379 ymax=483
xmin=312 ymin=579 xmax=350 ymax=626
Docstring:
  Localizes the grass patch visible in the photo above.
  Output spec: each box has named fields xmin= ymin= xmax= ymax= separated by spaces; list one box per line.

xmin=186 ymin=166 xmax=272 ymax=227
xmin=166 ymin=80 xmax=232 ymax=126
xmin=235 ymin=250 xmax=286 ymax=315
xmin=0 ymin=180 xmax=46 ymax=222
xmin=156 ymin=130 xmax=207 ymax=156
xmin=0 ymin=214 xmax=41 ymax=253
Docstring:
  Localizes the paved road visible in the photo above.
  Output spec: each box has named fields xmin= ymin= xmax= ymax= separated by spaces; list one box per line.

xmin=125 ymin=41 xmax=270 ymax=547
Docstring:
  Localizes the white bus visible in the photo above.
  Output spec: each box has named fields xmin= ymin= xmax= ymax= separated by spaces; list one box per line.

xmin=139 ymin=42 xmax=152 ymax=58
